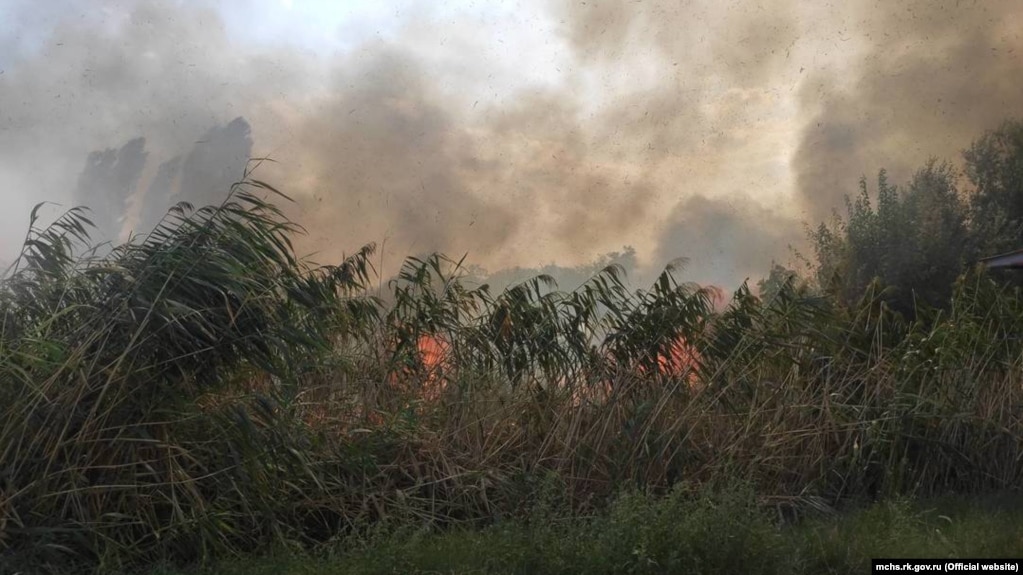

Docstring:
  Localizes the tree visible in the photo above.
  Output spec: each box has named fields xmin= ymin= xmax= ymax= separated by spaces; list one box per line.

xmin=810 ymin=162 xmax=970 ymax=318
xmin=73 ymin=137 xmax=147 ymax=245
xmin=900 ymin=160 xmax=971 ymax=307
xmin=756 ymin=262 xmax=803 ymax=304
xmin=964 ymin=119 xmax=1023 ymax=256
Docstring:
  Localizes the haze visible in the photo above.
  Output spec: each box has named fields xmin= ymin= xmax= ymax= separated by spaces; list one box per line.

xmin=2 ymin=0 xmax=1021 ymax=289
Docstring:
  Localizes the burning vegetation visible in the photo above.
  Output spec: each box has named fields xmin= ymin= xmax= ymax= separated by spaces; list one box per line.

xmin=6 ymin=1 xmax=1023 ymax=571
xmin=7 ymin=114 xmax=1023 ymax=572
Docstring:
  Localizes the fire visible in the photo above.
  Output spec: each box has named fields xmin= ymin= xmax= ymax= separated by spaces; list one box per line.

xmin=382 ymin=332 xmax=451 ymax=404
xmin=388 ymin=331 xmax=700 ymax=409
xmin=655 ymin=335 xmax=701 ymax=379
xmin=416 ymin=333 xmax=449 ymax=377
xmin=632 ymin=335 xmax=702 ymax=386
xmin=414 ymin=333 xmax=450 ymax=400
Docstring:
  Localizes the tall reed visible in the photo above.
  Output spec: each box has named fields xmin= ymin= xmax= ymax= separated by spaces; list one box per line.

xmin=3 ymin=181 xmax=1022 ymax=572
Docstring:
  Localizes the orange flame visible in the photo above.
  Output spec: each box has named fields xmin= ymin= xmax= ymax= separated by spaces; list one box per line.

xmin=390 ymin=331 xmax=699 ymax=410
xmin=382 ymin=332 xmax=451 ymax=405
xmin=656 ymin=335 xmax=701 ymax=379
xmin=415 ymin=333 xmax=450 ymax=400
xmin=633 ymin=335 xmax=701 ymax=386
xmin=417 ymin=333 xmax=448 ymax=372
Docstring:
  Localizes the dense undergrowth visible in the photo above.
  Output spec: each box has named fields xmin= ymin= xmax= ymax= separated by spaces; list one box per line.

xmin=2 ymin=179 xmax=1023 ymax=573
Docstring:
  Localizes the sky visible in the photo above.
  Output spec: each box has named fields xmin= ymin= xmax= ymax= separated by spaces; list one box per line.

xmin=1 ymin=0 xmax=1022 ymax=290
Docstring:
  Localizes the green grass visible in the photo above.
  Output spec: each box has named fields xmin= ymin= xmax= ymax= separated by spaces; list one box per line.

xmin=141 ymin=490 xmax=1023 ymax=575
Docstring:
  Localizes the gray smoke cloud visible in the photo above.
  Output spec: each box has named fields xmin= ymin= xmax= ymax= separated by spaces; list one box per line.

xmin=0 ymin=0 xmax=302 ymax=258
xmin=795 ymin=0 xmax=1023 ymax=221
xmin=653 ymin=194 xmax=803 ymax=290
xmin=2 ymin=0 xmax=1019 ymax=288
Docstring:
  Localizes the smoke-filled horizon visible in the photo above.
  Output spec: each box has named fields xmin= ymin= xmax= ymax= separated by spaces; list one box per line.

xmin=2 ymin=0 xmax=1021 ymax=290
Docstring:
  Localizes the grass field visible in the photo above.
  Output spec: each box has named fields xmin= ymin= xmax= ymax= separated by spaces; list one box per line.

xmin=145 ymin=490 xmax=1023 ymax=575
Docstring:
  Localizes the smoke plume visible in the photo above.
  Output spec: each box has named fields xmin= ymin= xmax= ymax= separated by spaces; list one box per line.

xmin=794 ymin=0 xmax=1023 ymax=221
xmin=2 ymin=0 xmax=1020 ymax=287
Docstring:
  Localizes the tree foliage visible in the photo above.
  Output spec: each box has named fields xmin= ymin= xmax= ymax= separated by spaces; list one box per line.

xmin=965 ymin=119 xmax=1023 ymax=254
xmin=810 ymin=161 xmax=971 ymax=318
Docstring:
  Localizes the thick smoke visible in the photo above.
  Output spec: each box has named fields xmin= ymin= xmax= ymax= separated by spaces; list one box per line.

xmin=795 ymin=0 xmax=1023 ymax=221
xmin=277 ymin=47 xmax=520 ymax=260
xmin=0 ymin=0 xmax=304 ymax=259
xmin=551 ymin=0 xmax=806 ymax=285
xmin=653 ymin=195 xmax=802 ymax=290
xmin=3 ymin=0 xmax=1019 ymax=287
